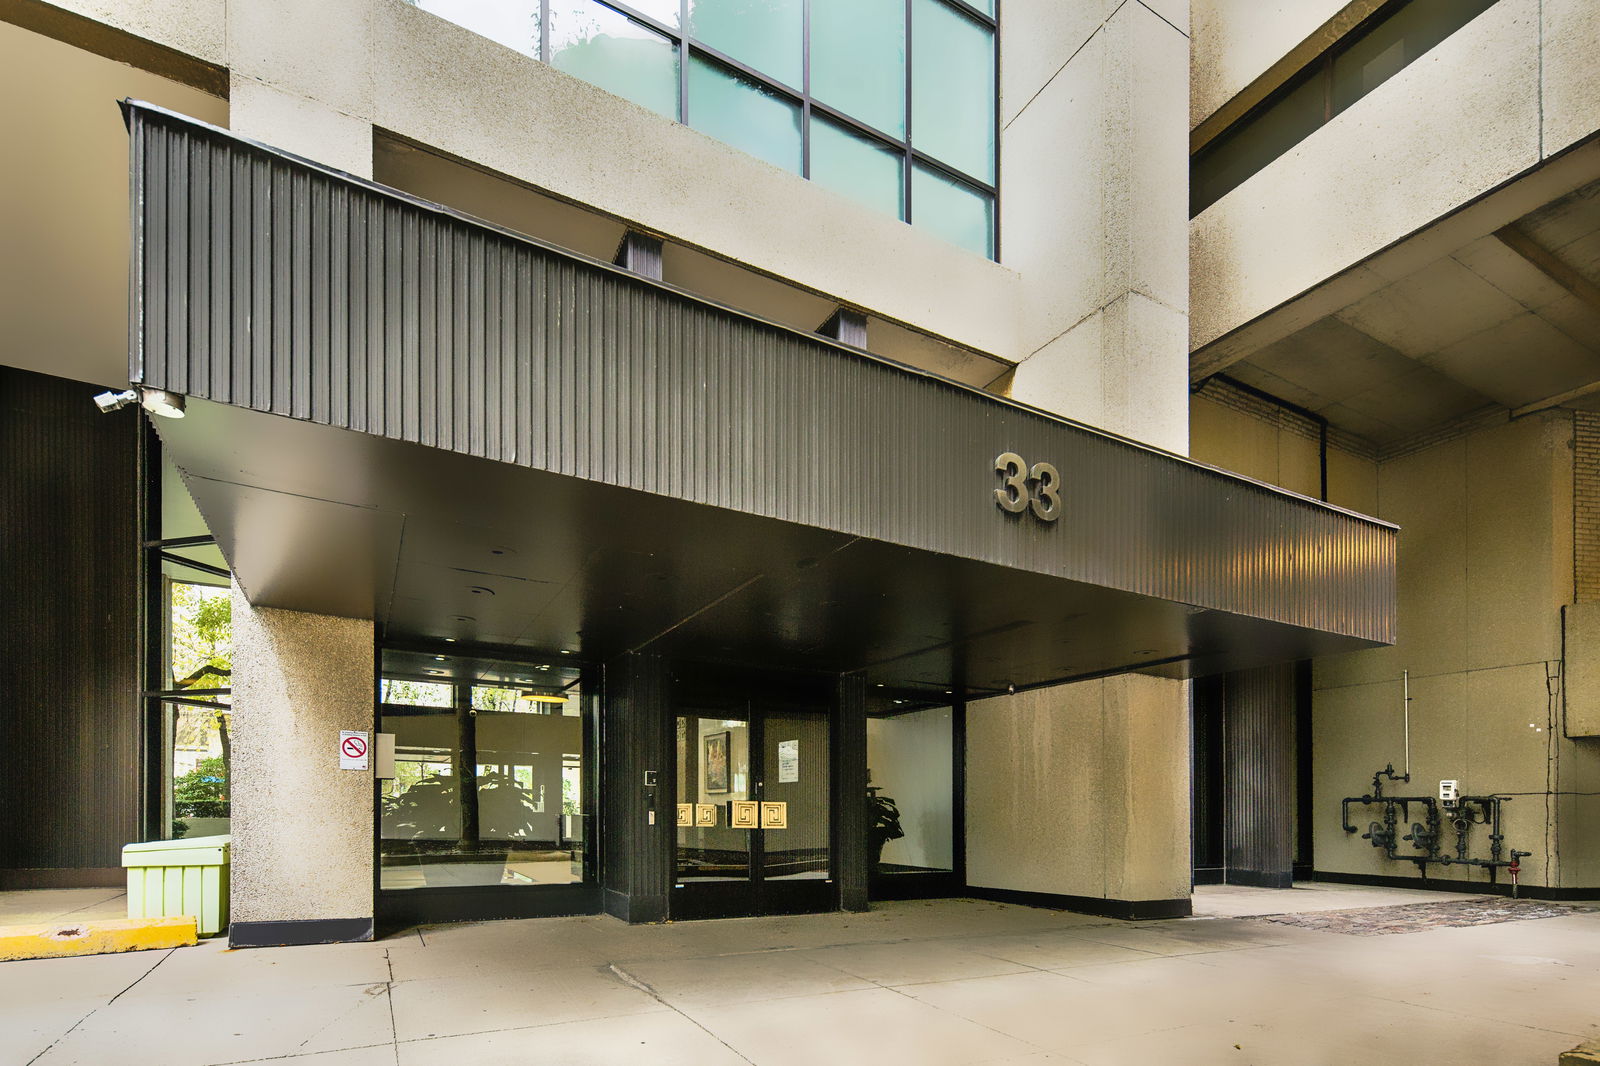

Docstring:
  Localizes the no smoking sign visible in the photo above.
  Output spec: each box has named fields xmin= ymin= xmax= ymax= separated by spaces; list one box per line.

xmin=339 ymin=730 xmax=370 ymax=771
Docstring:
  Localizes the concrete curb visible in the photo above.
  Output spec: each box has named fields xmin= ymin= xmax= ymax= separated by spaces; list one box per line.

xmin=0 ymin=916 xmax=197 ymax=961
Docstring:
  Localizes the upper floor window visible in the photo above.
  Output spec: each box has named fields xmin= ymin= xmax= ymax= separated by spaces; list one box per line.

xmin=407 ymin=0 xmax=998 ymax=259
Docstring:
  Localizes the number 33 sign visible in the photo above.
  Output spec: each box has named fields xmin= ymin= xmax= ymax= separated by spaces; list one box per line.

xmin=994 ymin=452 xmax=1061 ymax=522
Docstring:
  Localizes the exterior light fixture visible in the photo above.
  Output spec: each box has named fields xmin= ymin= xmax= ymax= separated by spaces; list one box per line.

xmin=139 ymin=388 xmax=186 ymax=418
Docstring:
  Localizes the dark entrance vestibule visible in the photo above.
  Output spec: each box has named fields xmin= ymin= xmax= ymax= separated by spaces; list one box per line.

xmin=673 ymin=697 xmax=833 ymax=920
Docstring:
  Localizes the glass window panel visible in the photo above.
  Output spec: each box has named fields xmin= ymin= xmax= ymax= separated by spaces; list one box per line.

xmin=686 ymin=0 xmax=803 ymax=88
xmin=381 ymin=678 xmax=455 ymax=706
xmin=611 ymin=0 xmax=681 ymax=25
xmin=687 ymin=56 xmax=803 ymax=173
xmin=676 ymin=714 xmax=753 ymax=881
xmin=1332 ymin=0 xmax=1498 ymax=115
xmin=912 ymin=164 xmax=992 ymax=257
xmin=809 ymin=115 xmax=904 ymax=219
xmin=550 ymin=1 xmax=680 ymax=119
xmin=170 ymin=704 xmax=231 ymax=840
xmin=810 ymin=0 xmax=905 ymax=138
xmin=910 ymin=0 xmax=995 ymax=183
xmin=1190 ymin=70 xmax=1324 ymax=216
xmin=409 ymin=0 xmax=541 ymax=59
xmin=381 ymin=675 xmax=589 ymax=890
xmin=866 ymin=706 xmax=953 ymax=874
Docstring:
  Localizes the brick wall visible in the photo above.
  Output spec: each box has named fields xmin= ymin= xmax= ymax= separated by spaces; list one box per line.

xmin=1576 ymin=412 xmax=1600 ymax=603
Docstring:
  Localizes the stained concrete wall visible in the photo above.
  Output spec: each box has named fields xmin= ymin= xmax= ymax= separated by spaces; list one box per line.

xmin=1191 ymin=0 xmax=1600 ymax=355
xmin=1191 ymin=397 xmax=1600 ymax=890
xmin=230 ymin=586 xmax=376 ymax=930
xmin=1189 ymin=0 xmax=1348 ymax=130
xmin=966 ymin=675 xmax=1191 ymax=907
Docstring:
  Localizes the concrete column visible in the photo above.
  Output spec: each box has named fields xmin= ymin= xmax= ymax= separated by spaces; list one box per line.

xmin=1001 ymin=0 xmax=1190 ymax=452
xmin=966 ymin=673 xmax=1191 ymax=918
xmin=228 ymin=584 xmax=375 ymax=946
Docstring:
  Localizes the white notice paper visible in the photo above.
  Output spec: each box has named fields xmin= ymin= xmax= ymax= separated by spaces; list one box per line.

xmin=778 ymin=739 xmax=799 ymax=783
xmin=339 ymin=730 xmax=370 ymax=771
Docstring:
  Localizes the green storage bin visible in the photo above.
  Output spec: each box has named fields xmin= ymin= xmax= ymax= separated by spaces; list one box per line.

xmin=122 ymin=835 xmax=230 ymax=937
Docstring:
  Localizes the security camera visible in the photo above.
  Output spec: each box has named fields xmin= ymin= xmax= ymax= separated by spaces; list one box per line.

xmin=93 ymin=389 xmax=138 ymax=413
xmin=91 ymin=387 xmax=186 ymax=418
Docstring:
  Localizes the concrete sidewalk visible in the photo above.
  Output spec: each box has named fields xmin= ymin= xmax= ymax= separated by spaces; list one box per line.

xmin=4 ymin=889 xmax=1597 ymax=1065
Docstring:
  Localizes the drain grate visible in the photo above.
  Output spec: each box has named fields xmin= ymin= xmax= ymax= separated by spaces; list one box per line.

xmin=1249 ymin=897 xmax=1590 ymax=936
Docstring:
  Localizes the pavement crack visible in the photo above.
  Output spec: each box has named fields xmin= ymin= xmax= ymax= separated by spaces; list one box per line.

xmin=607 ymin=964 xmax=757 ymax=1065
xmin=106 ymin=947 xmax=175 ymax=1005
xmin=24 ymin=1004 xmax=98 ymax=1065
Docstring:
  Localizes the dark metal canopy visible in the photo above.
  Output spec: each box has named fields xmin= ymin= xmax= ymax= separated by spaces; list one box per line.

xmin=127 ymin=101 xmax=1397 ymax=698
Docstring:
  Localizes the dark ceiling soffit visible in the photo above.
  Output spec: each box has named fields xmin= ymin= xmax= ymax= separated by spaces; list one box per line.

xmin=127 ymin=100 xmax=1398 ymax=645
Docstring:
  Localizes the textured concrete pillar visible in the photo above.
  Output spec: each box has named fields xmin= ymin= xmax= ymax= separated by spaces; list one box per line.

xmin=966 ymin=674 xmax=1191 ymax=918
xmin=1001 ymin=0 xmax=1190 ymax=452
xmin=229 ymin=585 xmax=375 ymax=946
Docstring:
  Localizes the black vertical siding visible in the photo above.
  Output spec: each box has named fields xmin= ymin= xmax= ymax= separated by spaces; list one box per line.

xmin=1191 ymin=677 xmax=1225 ymax=882
xmin=1222 ymin=664 xmax=1297 ymax=889
xmin=0 ymin=368 xmax=142 ymax=884
xmin=832 ymin=675 xmax=869 ymax=912
xmin=601 ymin=652 xmax=671 ymax=922
xmin=128 ymin=103 xmax=1397 ymax=646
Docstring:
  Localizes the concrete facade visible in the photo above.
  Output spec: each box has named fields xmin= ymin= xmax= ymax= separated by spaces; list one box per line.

xmin=229 ymin=588 xmax=375 ymax=935
xmin=1187 ymin=0 xmax=1600 ymax=898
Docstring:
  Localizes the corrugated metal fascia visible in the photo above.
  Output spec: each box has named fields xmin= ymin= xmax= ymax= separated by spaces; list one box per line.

xmin=128 ymin=101 xmax=1397 ymax=644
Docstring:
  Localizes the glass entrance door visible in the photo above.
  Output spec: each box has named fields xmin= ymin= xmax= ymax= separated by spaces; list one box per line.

xmin=673 ymin=702 xmax=832 ymax=919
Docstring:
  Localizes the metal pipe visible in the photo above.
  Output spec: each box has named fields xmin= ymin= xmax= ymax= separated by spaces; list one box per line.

xmin=1402 ymin=670 xmax=1411 ymax=781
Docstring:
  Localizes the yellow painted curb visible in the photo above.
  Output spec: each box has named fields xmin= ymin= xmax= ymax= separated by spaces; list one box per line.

xmin=0 ymin=916 xmax=198 ymax=962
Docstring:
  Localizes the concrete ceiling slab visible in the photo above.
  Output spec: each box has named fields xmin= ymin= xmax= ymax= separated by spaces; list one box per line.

xmin=1335 ymin=256 xmax=1528 ymax=356
xmin=1335 ymin=364 xmax=1493 ymax=432
xmin=1449 ymin=235 xmax=1568 ymax=313
xmin=1247 ymin=317 xmax=1419 ymax=408
xmin=1418 ymin=312 xmax=1600 ymax=408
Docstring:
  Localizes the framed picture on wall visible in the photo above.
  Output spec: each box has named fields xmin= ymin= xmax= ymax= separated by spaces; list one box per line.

xmin=704 ymin=731 xmax=731 ymax=794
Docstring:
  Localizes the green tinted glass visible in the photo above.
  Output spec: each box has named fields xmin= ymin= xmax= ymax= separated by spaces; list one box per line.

xmin=549 ymin=2 xmax=679 ymax=119
xmin=810 ymin=0 xmax=905 ymax=138
xmin=687 ymin=0 xmax=804 ymax=88
xmin=614 ymin=0 xmax=680 ymax=25
xmin=810 ymin=116 xmax=904 ymax=218
xmin=912 ymin=164 xmax=992 ymax=257
xmin=687 ymin=56 xmax=802 ymax=173
xmin=911 ymin=0 xmax=995 ymax=183
xmin=415 ymin=0 xmax=540 ymax=59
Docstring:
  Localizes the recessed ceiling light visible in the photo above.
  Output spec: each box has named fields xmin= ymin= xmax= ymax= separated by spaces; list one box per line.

xmin=444 ymin=637 xmax=457 ymax=643
xmin=518 ymin=677 xmax=532 ymax=682
xmin=875 ymin=683 xmax=884 ymax=688
xmin=559 ymin=649 xmax=572 ymax=655
xmin=536 ymin=664 xmax=551 ymax=671
xmin=427 ymin=669 xmax=444 ymax=675
xmin=434 ymin=655 xmax=446 ymax=661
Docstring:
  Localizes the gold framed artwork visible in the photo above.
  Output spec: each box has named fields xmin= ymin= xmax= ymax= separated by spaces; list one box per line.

xmin=760 ymin=801 xmax=787 ymax=829
xmin=695 ymin=803 xmax=717 ymax=827
xmin=675 ymin=803 xmax=692 ymax=827
xmin=729 ymin=800 xmax=759 ymax=828
xmin=704 ymin=731 xmax=731 ymax=793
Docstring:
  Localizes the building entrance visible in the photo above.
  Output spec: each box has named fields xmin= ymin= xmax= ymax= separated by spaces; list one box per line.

xmin=672 ymin=701 xmax=833 ymax=920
